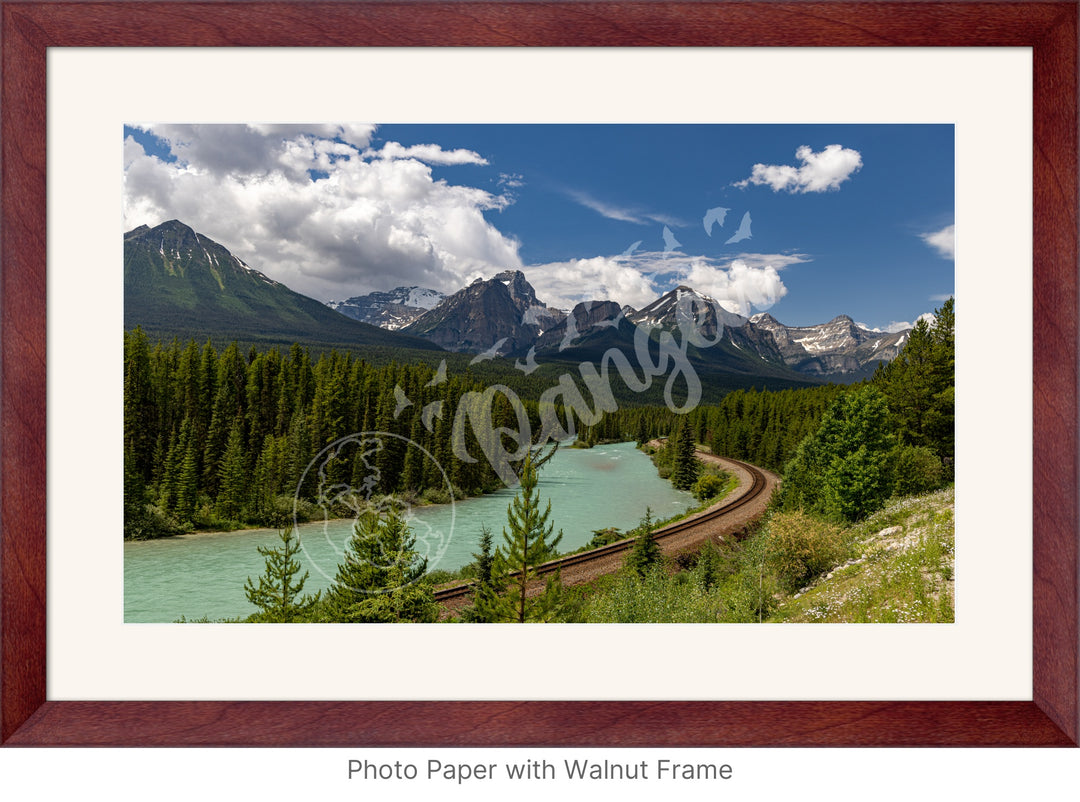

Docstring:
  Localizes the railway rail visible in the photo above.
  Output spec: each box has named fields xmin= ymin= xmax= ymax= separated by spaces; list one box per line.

xmin=432 ymin=454 xmax=770 ymax=604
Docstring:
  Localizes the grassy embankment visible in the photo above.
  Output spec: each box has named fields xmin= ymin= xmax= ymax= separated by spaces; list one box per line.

xmin=562 ymin=487 xmax=954 ymax=623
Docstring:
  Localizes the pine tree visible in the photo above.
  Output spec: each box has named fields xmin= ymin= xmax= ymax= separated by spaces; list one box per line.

xmin=693 ymin=542 xmax=722 ymax=592
xmin=634 ymin=413 xmax=649 ymax=446
xmin=874 ymin=297 xmax=955 ymax=476
xmin=461 ymin=526 xmax=505 ymax=623
xmin=244 ymin=528 xmax=320 ymax=622
xmin=176 ymin=418 xmax=200 ymax=523
xmin=485 ymin=450 xmax=564 ymax=623
xmin=625 ymin=507 xmax=661 ymax=578
xmin=321 ymin=507 xmax=438 ymax=623
xmin=123 ymin=327 xmax=155 ymax=488
xmin=123 ymin=444 xmax=148 ymax=539
xmin=216 ymin=419 xmax=248 ymax=520
xmin=670 ymin=419 xmax=702 ymax=490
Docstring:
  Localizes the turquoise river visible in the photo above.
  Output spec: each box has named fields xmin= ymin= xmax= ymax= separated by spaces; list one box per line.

xmin=124 ymin=441 xmax=694 ymax=622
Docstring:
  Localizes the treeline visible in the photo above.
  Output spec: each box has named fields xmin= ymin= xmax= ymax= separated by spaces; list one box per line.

xmin=777 ymin=298 xmax=954 ymax=522
xmin=581 ymin=383 xmax=846 ymax=475
xmin=124 ymin=329 xmax=530 ymax=539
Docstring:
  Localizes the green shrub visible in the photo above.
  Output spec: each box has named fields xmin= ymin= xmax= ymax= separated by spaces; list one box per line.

xmin=126 ymin=503 xmax=186 ymax=540
xmin=891 ymin=445 xmax=944 ymax=496
xmin=421 ymin=486 xmax=454 ymax=505
xmin=586 ymin=527 xmax=623 ymax=549
xmin=692 ymin=470 xmax=730 ymax=503
xmin=766 ymin=511 xmax=845 ymax=593
xmin=578 ymin=565 xmax=726 ymax=623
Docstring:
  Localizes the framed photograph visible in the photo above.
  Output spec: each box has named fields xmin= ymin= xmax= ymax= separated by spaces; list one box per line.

xmin=2 ymin=1 xmax=1076 ymax=746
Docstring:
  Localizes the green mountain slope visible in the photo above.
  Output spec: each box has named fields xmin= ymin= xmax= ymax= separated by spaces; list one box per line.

xmin=124 ymin=220 xmax=443 ymax=352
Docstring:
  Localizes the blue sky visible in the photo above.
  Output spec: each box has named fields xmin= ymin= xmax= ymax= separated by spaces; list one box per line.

xmin=124 ymin=123 xmax=953 ymax=330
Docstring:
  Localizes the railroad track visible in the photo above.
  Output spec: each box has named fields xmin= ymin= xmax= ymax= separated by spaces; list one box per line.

xmin=432 ymin=455 xmax=769 ymax=604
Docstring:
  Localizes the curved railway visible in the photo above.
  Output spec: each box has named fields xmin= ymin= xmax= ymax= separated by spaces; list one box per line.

xmin=433 ymin=452 xmax=772 ymax=606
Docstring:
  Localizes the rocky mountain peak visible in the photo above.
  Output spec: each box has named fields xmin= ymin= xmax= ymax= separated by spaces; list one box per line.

xmin=492 ymin=269 xmax=540 ymax=309
xmin=327 ymin=285 xmax=446 ymax=330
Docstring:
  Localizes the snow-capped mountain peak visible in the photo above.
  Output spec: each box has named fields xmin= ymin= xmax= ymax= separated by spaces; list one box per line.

xmin=327 ymin=286 xmax=447 ymax=330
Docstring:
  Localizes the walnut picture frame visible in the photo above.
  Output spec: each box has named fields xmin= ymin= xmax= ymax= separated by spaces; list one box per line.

xmin=1 ymin=1 xmax=1076 ymax=747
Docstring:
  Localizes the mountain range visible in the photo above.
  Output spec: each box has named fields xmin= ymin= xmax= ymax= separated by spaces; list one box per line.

xmin=338 ymin=278 xmax=911 ymax=380
xmin=327 ymin=286 xmax=445 ymax=330
xmin=124 ymin=220 xmax=912 ymax=383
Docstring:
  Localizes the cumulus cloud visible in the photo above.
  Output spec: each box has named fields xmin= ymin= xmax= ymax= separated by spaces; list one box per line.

xmin=132 ymin=124 xmax=376 ymax=179
xmin=679 ymin=260 xmax=787 ymax=316
xmin=366 ymin=141 xmax=489 ymax=166
xmin=523 ymin=256 xmax=661 ymax=310
xmin=875 ymin=312 xmax=938 ymax=333
xmin=920 ymin=224 xmax=955 ymax=259
xmin=123 ymin=124 xmax=521 ymax=301
xmin=735 ymin=144 xmax=863 ymax=193
xmin=523 ymin=250 xmax=798 ymax=314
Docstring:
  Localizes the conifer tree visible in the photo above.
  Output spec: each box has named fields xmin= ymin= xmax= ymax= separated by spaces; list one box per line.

xmin=670 ymin=419 xmax=702 ymax=490
xmin=123 ymin=445 xmax=148 ymax=539
xmin=123 ymin=327 xmax=155 ymax=484
xmin=874 ymin=297 xmax=955 ymax=475
xmin=176 ymin=418 xmax=200 ymax=523
xmin=321 ymin=507 xmax=438 ymax=623
xmin=625 ymin=507 xmax=662 ymax=578
xmin=244 ymin=528 xmax=320 ymax=622
xmin=485 ymin=450 xmax=564 ymax=623
xmin=634 ymin=414 xmax=649 ymax=446
xmin=693 ymin=542 xmax=722 ymax=592
xmin=217 ymin=420 xmax=248 ymax=520
xmin=461 ymin=526 xmax=506 ymax=622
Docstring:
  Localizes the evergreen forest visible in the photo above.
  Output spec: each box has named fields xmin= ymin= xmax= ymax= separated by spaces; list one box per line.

xmin=128 ymin=299 xmax=955 ymax=625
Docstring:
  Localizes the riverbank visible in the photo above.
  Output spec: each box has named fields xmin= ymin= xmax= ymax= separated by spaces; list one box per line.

xmin=126 ymin=441 xmax=697 ymax=621
xmin=125 ymin=484 xmax=497 ymax=542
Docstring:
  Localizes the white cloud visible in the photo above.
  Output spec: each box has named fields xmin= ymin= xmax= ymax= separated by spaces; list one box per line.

xmin=132 ymin=124 xmax=376 ymax=179
xmin=679 ymin=260 xmax=787 ymax=316
xmin=123 ymin=125 xmax=521 ymax=301
xmin=921 ymin=224 xmax=955 ymax=259
xmin=723 ymin=252 xmax=811 ymax=271
xmin=367 ymin=141 xmax=489 ymax=166
xmin=881 ymin=321 xmax=914 ymax=333
xmin=735 ymin=144 xmax=863 ymax=193
xmin=567 ymin=190 xmax=683 ymax=227
xmin=878 ymin=312 xmax=937 ymax=333
xmin=498 ymin=173 xmax=525 ymax=189
xmin=523 ymin=251 xmax=797 ymax=314
xmin=523 ymin=257 xmax=659 ymax=310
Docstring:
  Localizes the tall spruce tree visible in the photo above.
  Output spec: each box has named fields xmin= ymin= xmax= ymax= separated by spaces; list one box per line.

xmin=321 ymin=507 xmax=438 ymax=623
xmin=625 ymin=507 xmax=661 ymax=578
xmin=461 ymin=526 xmax=505 ymax=622
xmin=244 ymin=528 xmax=320 ymax=622
xmin=485 ymin=450 xmax=564 ymax=623
xmin=176 ymin=418 xmax=201 ymax=523
xmin=216 ymin=419 xmax=248 ymax=520
xmin=874 ymin=297 xmax=955 ymax=476
xmin=670 ymin=419 xmax=702 ymax=490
